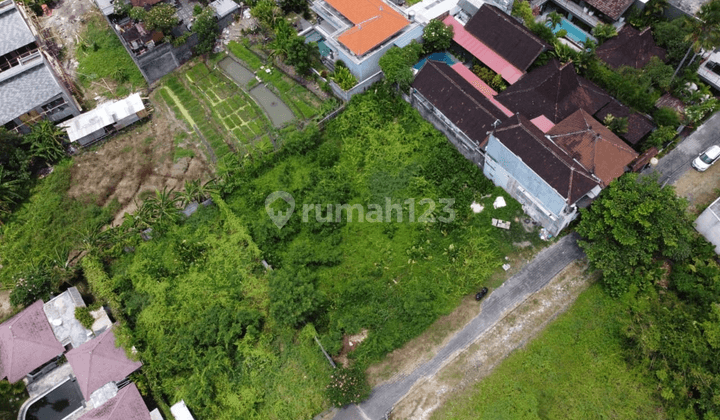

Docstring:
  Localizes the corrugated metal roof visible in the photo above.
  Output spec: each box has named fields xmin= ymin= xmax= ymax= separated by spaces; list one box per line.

xmin=443 ymin=15 xmax=523 ymax=84
xmin=170 ymin=400 xmax=195 ymax=420
xmin=60 ymin=93 xmax=145 ymax=142
xmin=210 ymin=0 xmax=239 ymax=18
xmin=0 ymin=1 xmax=36 ymax=57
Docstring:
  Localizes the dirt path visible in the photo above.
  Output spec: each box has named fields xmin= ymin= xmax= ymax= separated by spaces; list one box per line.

xmin=392 ymin=260 xmax=596 ymax=419
xmin=672 ymin=158 xmax=720 ymax=214
xmin=67 ymin=90 xmax=213 ymax=225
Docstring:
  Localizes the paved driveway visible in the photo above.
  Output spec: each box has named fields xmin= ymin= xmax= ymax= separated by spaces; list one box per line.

xmin=644 ymin=112 xmax=720 ymax=185
xmin=332 ymin=233 xmax=585 ymax=420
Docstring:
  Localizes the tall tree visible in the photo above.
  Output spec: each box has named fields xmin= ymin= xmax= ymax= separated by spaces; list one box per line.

xmin=592 ymin=23 xmax=618 ymax=45
xmin=672 ymin=0 xmax=720 ymax=80
xmin=546 ymin=11 xmax=562 ymax=30
xmin=144 ymin=4 xmax=178 ymax=34
xmin=192 ymin=7 xmax=218 ymax=55
xmin=422 ymin=20 xmax=454 ymax=54
xmin=576 ymin=173 xmax=694 ymax=296
xmin=379 ymin=42 xmax=423 ymax=92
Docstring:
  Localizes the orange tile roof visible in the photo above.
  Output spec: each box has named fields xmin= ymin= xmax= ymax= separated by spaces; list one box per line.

xmin=328 ymin=0 xmax=408 ymax=56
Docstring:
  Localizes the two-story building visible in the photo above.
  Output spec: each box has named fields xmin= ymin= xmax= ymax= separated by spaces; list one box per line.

xmin=0 ymin=0 xmax=80 ymax=132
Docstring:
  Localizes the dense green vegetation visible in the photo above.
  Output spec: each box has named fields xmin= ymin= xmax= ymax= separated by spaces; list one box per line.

xmin=0 ymin=380 xmax=27 ymax=420
xmin=69 ymin=88 xmax=539 ymax=417
xmin=578 ymin=174 xmax=720 ymax=418
xmin=76 ymin=16 xmax=145 ymax=96
xmin=432 ymin=284 xmax=664 ymax=419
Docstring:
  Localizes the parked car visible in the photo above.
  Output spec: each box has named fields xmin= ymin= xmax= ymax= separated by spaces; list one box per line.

xmin=475 ymin=287 xmax=488 ymax=301
xmin=692 ymin=145 xmax=720 ymax=171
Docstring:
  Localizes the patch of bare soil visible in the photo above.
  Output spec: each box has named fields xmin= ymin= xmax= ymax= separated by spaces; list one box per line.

xmin=672 ymin=159 xmax=720 ymax=214
xmin=389 ymin=260 xmax=597 ymax=420
xmin=0 ymin=290 xmax=13 ymax=321
xmin=37 ymin=0 xmax=95 ymax=78
xmin=67 ymin=90 xmax=213 ymax=225
xmin=335 ymin=329 xmax=369 ymax=368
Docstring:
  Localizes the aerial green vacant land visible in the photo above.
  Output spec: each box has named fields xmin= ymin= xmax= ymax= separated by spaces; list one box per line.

xmin=432 ymin=283 xmax=664 ymax=420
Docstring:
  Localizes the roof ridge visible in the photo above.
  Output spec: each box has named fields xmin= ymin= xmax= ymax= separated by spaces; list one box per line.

xmin=430 ymin=61 xmax=501 ymax=120
xmin=486 ymin=4 xmax=547 ymax=49
xmin=104 ymin=384 xmax=130 ymax=419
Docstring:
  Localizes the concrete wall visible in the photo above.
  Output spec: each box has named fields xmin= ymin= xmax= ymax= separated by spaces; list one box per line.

xmin=484 ymin=134 xmax=576 ymax=235
xmin=409 ymin=88 xmax=485 ymax=167
xmin=329 ymin=71 xmax=384 ymax=101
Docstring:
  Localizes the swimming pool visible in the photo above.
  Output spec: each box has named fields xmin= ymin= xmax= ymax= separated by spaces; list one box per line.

xmin=547 ymin=18 xmax=592 ymax=45
xmin=24 ymin=379 xmax=84 ymax=420
xmin=414 ymin=52 xmax=457 ymax=70
xmin=304 ymin=29 xmax=332 ymax=57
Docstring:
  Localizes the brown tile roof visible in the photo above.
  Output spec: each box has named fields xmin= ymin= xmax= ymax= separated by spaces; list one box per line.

xmin=464 ymin=5 xmax=550 ymax=72
xmin=328 ymin=0 xmax=409 ymax=56
xmin=546 ymin=109 xmax=638 ymax=186
xmin=656 ymin=93 xmax=686 ymax=115
xmin=412 ymin=60 xmax=508 ymax=146
xmin=594 ymin=99 xmax=655 ymax=145
xmin=596 ymin=26 xmax=667 ymax=69
xmin=0 ymin=300 xmax=64 ymax=383
xmin=66 ymin=327 xmax=143 ymax=400
xmin=584 ymin=0 xmax=634 ymax=20
xmin=496 ymin=59 xmax=612 ymax=123
xmin=78 ymin=384 xmax=151 ymax=420
xmin=492 ymin=114 xmax=601 ymax=203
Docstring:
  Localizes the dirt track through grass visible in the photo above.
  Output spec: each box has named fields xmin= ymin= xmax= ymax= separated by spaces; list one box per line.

xmin=163 ymin=87 xmax=197 ymax=127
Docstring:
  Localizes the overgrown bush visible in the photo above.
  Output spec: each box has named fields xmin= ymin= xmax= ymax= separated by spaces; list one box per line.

xmin=9 ymin=266 xmax=55 ymax=307
xmin=326 ymin=365 xmax=371 ymax=406
xmin=643 ymin=125 xmax=676 ymax=150
xmin=653 ymin=107 xmax=681 ymax=127
xmin=75 ymin=306 xmax=95 ymax=329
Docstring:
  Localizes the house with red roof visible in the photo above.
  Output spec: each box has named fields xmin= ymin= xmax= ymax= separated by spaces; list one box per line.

xmin=0 ymin=300 xmax=64 ymax=383
xmin=484 ymin=110 xmax=639 ymax=236
xmin=66 ymin=326 xmax=143 ymax=400
xmin=309 ymin=0 xmax=423 ymax=82
xmin=443 ymin=4 xmax=550 ymax=84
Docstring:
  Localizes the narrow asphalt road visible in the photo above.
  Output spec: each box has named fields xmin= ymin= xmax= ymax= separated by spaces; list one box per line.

xmin=332 ymin=232 xmax=585 ymax=420
xmin=644 ymin=112 xmax=720 ymax=185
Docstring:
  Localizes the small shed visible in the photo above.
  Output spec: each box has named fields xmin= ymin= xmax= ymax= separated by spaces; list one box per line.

xmin=210 ymin=0 xmax=239 ymax=28
xmin=60 ymin=93 xmax=147 ymax=146
xmin=0 ymin=300 xmax=64 ymax=383
xmin=695 ymin=197 xmax=720 ymax=254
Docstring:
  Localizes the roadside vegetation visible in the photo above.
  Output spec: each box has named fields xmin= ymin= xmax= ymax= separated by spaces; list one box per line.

xmin=76 ymin=15 xmax=145 ymax=98
xmin=432 ymin=283 xmax=664 ymax=419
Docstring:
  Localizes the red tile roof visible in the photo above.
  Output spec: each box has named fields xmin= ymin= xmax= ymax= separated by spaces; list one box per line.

xmin=66 ymin=327 xmax=142 ymax=400
xmin=596 ymin=26 xmax=666 ymax=69
xmin=328 ymin=0 xmax=408 ymax=56
xmin=450 ymin=63 xmax=513 ymax=116
xmin=584 ymin=0 xmax=634 ymax=20
xmin=530 ymin=115 xmax=555 ymax=133
xmin=547 ymin=109 xmax=638 ymax=186
xmin=79 ymin=384 xmax=151 ymax=420
xmin=443 ymin=15 xmax=525 ymax=84
xmin=492 ymin=114 xmax=601 ymax=204
xmin=0 ymin=300 xmax=64 ymax=383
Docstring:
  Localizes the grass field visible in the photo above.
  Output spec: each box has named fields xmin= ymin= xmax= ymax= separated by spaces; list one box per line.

xmin=432 ymin=283 xmax=664 ymax=420
xmin=159 ymin=62 xmax=273 ymax=161
xmin=76 ymin=15 xmax=145 ymax=97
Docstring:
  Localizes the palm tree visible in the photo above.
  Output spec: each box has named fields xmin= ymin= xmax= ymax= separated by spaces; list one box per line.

xmin=25 ymin=120 xmax=67 ymax=165
xmin=143 ymin=186 xmax=181 ymax=226
xmin=551 ymin=40 xmax=577 ymax=64
xmin=546 ymin=11 xmax=562 ymax=30
xmin=644 ymin=0 xmax=669 ymax=17
xmin=672 ymin=0 xmax=720 ymax=81
xmin=592 ymin=23 xmax=618 ymax=45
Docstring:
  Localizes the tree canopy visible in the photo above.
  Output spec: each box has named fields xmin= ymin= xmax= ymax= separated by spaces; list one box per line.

xmin=379 ymin=42 xmax=422 ymax=91
xmin=576 ymin=173 xmax=694 ymax=296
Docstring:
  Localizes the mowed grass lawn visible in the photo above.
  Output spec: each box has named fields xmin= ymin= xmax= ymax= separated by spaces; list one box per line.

xmin=432 ymin=283 xmax=664 ymax=420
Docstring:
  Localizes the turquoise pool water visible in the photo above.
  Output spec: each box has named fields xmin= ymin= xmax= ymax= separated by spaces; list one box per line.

xmin=547 ymin=18 xmax=590 ymax=45
xmin=414 ymin=52 xmax=457 ymax=70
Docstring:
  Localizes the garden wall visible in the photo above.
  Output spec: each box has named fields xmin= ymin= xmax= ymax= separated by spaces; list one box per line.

xmin=329 ymin=71 xmax=384 ymax=101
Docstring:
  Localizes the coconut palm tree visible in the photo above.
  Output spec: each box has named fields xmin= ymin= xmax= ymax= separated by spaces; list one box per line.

xmin=672 ymin=0 xmax=720 ymax=81
xmin=592 ymin=23 xmax=618 ymax=45
xmin=546 ymin=11 xmax=562 ymax=30
xmin=143 ymin=186 xmax=181 ymax=226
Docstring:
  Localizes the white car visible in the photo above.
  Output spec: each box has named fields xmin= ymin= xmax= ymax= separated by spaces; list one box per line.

xmin=692 ymin=145 xmax=720 ymax=171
